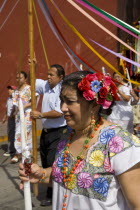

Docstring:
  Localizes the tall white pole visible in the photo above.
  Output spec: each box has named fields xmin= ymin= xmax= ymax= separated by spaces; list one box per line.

xmin=19 ymin=97 xmax=32 ymax=210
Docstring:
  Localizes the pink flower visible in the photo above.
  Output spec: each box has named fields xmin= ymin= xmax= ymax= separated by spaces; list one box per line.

xmin=103 ymin=76 xmax=111 ymax=86
xmin=78 ymin=172 xmax=93 ymax=188
xmin=86 ymin=74 xmax=98 ymax=81
xmin=74 ymin=160 xmax=85 ymax=174
xmin=104 ymin=157 xmax=114 ymax=173
xmin=97 ymin=98 xmax=112 ymax=109
xmin=108 ymin=136 xmax=124 ymax=153
xmin=102 ymin=99 xmax=112 ymax=109
xmin=83 ymin=90 xmax=95 ymax=101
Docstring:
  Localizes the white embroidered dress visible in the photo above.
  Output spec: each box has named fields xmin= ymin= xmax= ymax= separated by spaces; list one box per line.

xmin=13 ymin=85 xmax=32 ymax=153
xmin=52 ymin=125 xmax=140 ymax=210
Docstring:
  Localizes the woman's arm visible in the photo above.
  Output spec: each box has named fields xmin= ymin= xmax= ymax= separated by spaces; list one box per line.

xmin=19 ymin=163 xmax=52 ymax=189
xmin=117 ymin=88 xmax=131 ymax=102
xmin=117 ymin=162 xmax=140 ymax=209
xmin=24 ymin=102 xmax=31 ymax=110
xmin=130 ymin=89 xmax=139 ymax=104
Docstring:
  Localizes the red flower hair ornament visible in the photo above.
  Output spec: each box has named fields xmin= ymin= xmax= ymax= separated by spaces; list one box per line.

xmin=78 ymin=73 xmax=120 ymax=109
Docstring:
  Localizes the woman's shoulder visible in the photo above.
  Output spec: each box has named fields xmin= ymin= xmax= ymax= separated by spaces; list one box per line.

xmin=99 ymin=124 xmax=140 ymax=153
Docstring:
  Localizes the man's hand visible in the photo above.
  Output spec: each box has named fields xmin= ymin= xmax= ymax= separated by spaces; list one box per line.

xmin=30 ymin=111 xmax=42 ymax=119
xmin=2 ymin=118 xmax=6 ymax=124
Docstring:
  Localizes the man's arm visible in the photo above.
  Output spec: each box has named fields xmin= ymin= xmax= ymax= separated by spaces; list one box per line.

xmin=30 ymin=110 xmax=63 ymax=119
xmin=2 ymin=113 xmax=7 ymax=124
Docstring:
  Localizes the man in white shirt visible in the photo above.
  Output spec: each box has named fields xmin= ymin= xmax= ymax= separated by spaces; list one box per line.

xmin=31 ymin=64 xmax=67 ymax=206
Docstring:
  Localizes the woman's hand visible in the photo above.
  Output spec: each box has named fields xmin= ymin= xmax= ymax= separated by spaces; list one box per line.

xmin=19 ymin=163 xmax=43 ymax=189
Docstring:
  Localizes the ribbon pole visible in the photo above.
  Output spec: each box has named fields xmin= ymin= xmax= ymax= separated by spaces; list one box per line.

xmin=19 ymin=97 xmax=32 ymax=210
xmin=28 ymin=0 xmax=38 ymax=196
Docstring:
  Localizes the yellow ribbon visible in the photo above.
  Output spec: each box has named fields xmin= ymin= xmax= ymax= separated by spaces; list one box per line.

xmin=49 ymin=0 xmax=140 ymax=85
xmin=33 ymin=1 xmax=50 ymax=69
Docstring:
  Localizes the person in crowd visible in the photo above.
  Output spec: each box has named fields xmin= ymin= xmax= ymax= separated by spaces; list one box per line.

xmin=19 ymin=71 xmax=140 ymax=210
xmin=130 ymin=80 xmax=140 ymax=135
xmin=12 ymin=71 xmax=32 ymax=163
xmin=107 ymin=71 xmax=133 ymax=133
xmin=2 ymin=85 xmax=16 ymax=158
xmin=30 ymin=64 xmax=67 ymax=206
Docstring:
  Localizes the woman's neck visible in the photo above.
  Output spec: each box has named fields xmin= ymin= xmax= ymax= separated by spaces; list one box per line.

xmin=19 ymin=83 xmax=27 ymax=91
xmin=74 ymin=115 xmax=100 ymax=137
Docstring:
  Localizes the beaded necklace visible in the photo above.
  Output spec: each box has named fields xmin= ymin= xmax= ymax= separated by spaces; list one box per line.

xmin=61 ymin=118 xmax=103 ymax=210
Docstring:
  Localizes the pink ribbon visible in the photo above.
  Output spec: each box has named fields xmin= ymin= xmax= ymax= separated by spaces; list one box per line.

xmin=75 ymin=0 xmax=140 ymax=40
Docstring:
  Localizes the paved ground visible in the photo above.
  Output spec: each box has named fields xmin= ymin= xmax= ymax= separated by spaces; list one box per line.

xmin=0 ymin=121 xmax=52 ymax=210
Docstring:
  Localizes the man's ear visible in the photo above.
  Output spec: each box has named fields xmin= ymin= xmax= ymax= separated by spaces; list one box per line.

xmin=60 ymin=75 xmax=64 ymax=80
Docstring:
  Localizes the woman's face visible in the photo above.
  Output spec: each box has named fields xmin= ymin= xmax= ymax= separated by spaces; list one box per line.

xmin=61 ymin=88 xmax=93 ymax=130
xmin=16 ymin=73 xmax=27 ymax=87
xmin=113 ymin=73 xmax=123 ymax=84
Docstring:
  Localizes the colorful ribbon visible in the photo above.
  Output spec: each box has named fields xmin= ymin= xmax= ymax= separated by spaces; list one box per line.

xmin=33 ymin=1 xmax=50 ymax=69
xmin=67 ymin=0 xmax=140 ymax=57
xmin=50 ymin=0 xmax=140 ymax=85
xmin=75 ymin=0 xmax=140 ymax=40
xmin=38 ymin=0 xmax=85 ymax=72
xmin=76 ymin=0 xmax=140 ymax=36
xmin=0 ymin=0 xmax=7 ymax=13
xmin=90 ymin=38 xmax=140 ymax=68
xmin=0 ymin=0 xmax=20 ymax=31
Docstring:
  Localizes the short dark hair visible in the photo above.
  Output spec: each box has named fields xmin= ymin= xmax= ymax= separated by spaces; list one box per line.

xmin=50 ymin=64 xmax=65 ymax=78
xmin=62 ymin=70 xmax=90 ymax=98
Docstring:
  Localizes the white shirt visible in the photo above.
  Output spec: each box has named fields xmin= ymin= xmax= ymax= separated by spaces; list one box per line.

xmin=36 ymin=79 xmax=66 ymax=129
xmin=108 ymin=85 xmax=133 ymax=120
xmin=52 ymin=125 xmax=140 ymax=210
xmin=6 ymin=97 xmax=14 ymax=117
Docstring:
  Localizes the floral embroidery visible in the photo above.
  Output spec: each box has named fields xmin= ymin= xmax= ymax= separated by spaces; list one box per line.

xmin=57 ymin=153 xmax=69 ymax=167
xmin=89 ymin=150 xmax=104 ymax=167
xmin=74 ymin=160 xmax=85 ymax=174
xmin=13 ymin=86 xmax=32 ymax=153
xmin=108 ymin=136 xmax=124 ymax=153
xmin=57 ymin=140 xmax=67 ymax=153
xmin=67 ymin=174 xmax=77 ymax=190
xmin=77 ymin=172 xmax=93 ymax=188
xmin=131 ymin=134 xmax=140 ymax=144
xmin=52 ymin=125 xmax=140 ymax=201
xmin=52 ymin=166 xmax=63 ymax=183
xmin=100 ymin=129 xmax=115 ymax=144
xmin=103 ymin=157 xmax=114 ymax=173
xmin=93 ymin=177 xmax=109 ymax=197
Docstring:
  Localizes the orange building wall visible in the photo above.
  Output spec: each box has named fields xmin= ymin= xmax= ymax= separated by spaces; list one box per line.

xmin=0 ymin=0 xmax=118 ymax=120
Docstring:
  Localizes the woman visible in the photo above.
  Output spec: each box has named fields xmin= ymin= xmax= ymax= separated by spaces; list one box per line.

xmin=19 ymin=71 xmax=140 ymax=210
xmin=107 ymin=72 xmax=133 ymax=133
xmin=12 ymin=71 xmax=32 ymax=163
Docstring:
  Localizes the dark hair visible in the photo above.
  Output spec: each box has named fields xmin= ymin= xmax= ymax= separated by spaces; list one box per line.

xmin=62 ymin=71 xmax=113 ymax=116
xmin=62 ymin=70 xmax=90 ymax=97
xmin=17 ymin=71 xmax=28 ymax=79
xmin=50 ymin=64 xmax=65 ymax=78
